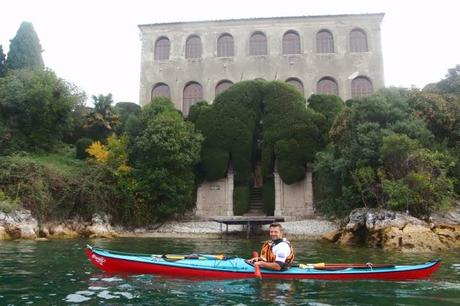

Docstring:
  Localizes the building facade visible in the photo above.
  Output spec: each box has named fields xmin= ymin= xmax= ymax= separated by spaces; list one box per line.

xmin=138 ymin=13 xmax=385 ymax=113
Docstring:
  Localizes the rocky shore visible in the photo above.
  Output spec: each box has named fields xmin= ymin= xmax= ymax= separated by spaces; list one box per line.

xmin=321 ymin=207 xmax=460 ymax=252
xmin=0 ymin=209 xmax=338 ymax=240
xmin=1 ymin=207 xmax=459 ymax=253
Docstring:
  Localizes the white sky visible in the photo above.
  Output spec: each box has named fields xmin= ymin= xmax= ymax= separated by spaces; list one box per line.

xmin=1 ymin=0 xmax=459 ymax=104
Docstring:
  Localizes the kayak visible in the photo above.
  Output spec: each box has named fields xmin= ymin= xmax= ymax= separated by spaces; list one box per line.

xmin=85 ymin=245 xmax=440 ymax=280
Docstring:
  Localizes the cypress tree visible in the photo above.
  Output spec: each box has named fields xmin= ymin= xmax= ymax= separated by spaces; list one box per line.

xmin=0 ymin=45 xmax=6 ymax=76
xmin=6 ymin=22 xmax=44 ymax=71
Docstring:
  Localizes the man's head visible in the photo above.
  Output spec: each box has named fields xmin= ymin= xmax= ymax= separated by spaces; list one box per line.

xmin=269 ymin=223 xmax=283 ymax=241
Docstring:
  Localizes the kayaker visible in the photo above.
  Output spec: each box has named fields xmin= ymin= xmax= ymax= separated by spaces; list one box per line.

xmin=248 ymin=223 xmax=295 ymax=271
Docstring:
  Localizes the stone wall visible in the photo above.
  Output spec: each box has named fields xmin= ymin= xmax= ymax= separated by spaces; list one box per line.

xmin=274 ymin=169 xmax=314 ymax=221
xmin=139 ymin=13 xmax=385 ymax=107
xmin=195 ymin=170 xmax=234 ymax=218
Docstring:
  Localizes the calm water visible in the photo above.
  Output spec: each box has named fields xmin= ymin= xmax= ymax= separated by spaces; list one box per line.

xmin=0 ymin=237 xmax=459 ymax=305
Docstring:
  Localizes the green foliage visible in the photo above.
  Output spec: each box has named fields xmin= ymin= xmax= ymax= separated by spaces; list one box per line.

xmin=5 ymin=22 xmax=44 ymax=71
xmin=424 ymin=65 xmax=460 ymax=96
xmin=307 ymin=94 xmax=345 ymax=135
xmin=0 ymin=190 xmax=19 ymax=213
xmin=0 ymin=45 xmax=6 ymax=77
xmin=84 ymin=94 xmax=120 ymax=141
xmin=233 ymin=186 xmax=250 ymax=215
xmin=352 ymin=165 xmax=379 ymax=208
xmin=381 ymin=134 xmax=419 ymax=179
xmin=382 ymin=149 xmax=454 ymax=217
xmin=0 ymin=69 xmax=82 ymax=154
xmin=314 ymin=87 xmax=456 ymax=217
xmin=193 ymin=80 xmax=325 ymax=187
xmin=75 ymin=137 xmax=93 ymax=159
xmin=262 ymin=177 xmax=275 ymax=215
xmin=407 ymin=91 xmax=460 ymax=146
xmin=128 ymin=97 xmax=203 ymax=221
xmin=115 ymin=102 xmax=141 ymax=135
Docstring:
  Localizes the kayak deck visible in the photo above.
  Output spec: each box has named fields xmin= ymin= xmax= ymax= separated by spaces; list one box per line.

xmin=85 ymin=245 xmax=441 ymax=280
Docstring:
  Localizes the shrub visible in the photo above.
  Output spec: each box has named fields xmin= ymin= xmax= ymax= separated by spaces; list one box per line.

xmin=233 ymin=186 xmax=250 ymax=215
xmin=75 ymin=138 xmax=93 ymax=159
xmin=262 ymin=177 xmax=275 ymax=215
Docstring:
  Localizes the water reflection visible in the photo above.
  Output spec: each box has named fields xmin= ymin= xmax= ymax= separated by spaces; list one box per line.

xmin=0 ymin=238 xmax=459 ymax=305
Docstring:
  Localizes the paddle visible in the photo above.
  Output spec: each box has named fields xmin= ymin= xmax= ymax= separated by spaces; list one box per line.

xmin=159 ymin=254 xmax=227 ymax=261
xmin=252 ymin=251 xmax=262 ymax=279
xmin=298 ymin=262 xmax=395 ymax=270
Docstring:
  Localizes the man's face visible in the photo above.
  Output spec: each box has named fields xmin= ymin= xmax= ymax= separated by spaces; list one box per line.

xmin=269 ymin=226 xmax=282 ymax=241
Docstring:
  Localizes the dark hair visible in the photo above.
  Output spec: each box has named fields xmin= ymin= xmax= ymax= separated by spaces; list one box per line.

xmin=269 ymin=223 xmax=283 ymax=230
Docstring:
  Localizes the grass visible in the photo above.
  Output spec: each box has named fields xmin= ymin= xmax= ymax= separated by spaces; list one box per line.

xmin=9 ymin=145 xmax=88 ymax=177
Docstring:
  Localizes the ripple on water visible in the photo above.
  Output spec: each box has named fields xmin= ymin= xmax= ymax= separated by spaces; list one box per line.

xmin=101 ymin=276 xmax=124 ymax=282
xmin=64 ymin=293 xmax=91 ymax=303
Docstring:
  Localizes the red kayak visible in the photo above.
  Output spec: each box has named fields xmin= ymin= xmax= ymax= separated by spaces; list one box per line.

xmin=85 ymin=245 xmax=441 ymax=280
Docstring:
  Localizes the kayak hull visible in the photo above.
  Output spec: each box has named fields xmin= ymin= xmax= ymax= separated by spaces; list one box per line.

xmin=85 ymin=245 xmax=440 ymax=280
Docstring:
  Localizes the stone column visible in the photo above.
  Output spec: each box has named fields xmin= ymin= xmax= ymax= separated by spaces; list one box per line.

xmin=274 ymin=169 xmax=283 ymax=217
xmin=225 ymin=167 xmax=234 ymax=216
xmin=305 ymin=169 xmax=314 ymax=215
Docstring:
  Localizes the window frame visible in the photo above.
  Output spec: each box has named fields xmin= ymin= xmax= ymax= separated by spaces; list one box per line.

xmin=154 ymin=36 xmax=170 ymax=60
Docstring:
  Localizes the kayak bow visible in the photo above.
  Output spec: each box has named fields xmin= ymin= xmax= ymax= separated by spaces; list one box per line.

xmin=85 ymin=245 xmax=440 ymax=280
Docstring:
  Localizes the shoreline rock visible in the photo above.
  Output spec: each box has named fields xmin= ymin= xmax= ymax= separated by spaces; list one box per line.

xmin=322 ymin=207 xmax=460 ymax=252
xmin=0 ymin=209 xmax=338 ymax=241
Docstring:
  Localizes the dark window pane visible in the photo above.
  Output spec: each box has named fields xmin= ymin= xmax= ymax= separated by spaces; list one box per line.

xmin=351 ymin=77 xmax=373 ymax=98
xmin=283 ymin=31 xmax=301 ymax=54
xmin=316 ymin=30 xmax=334 ymax=53
xmin=215 ymin=80 xmax=234 ymax=96
xmin=317 ymin=77 xmax=338 ymax=95
xmin=350 ymin=29 xmax=368 ymax=52
xmin=286 ymin=78 xmax=304 ymax=94
xmin=250 ymin=32 xmax=267 ymax=55
xmin=217 ymin=34 xmax=234 ymax=57
xmin=183 ymin=82 xmax=203 ymax=116
xmin=186 ymin=36 xmax=202 ymax=59
xmin=154 ymin=37 xmax=170 ymax=60
xmin=152 ymin=83 xmax=171 ymax=99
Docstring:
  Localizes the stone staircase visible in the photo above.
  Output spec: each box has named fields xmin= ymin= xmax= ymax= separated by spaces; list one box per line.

xmin=244 ymin=187 xmax=266 ymax=216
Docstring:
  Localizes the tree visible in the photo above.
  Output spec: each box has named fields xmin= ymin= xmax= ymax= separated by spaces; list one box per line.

xmin=128 ymin=97 xmax=203 ymax=221
xmin=114 ymin=102 xmax=141 ymax=135
xmin=424 ymin=65 xmax=460 ymax=96
xmin=84 ymin=94 xmax=119 ymax=141
xmin=5 ymin=22 xmax=44 ymax=71
xmin=0 ymin=45 xmax=6 ymax=77
xmin=0 ymin=69 xmax=82 ymax=154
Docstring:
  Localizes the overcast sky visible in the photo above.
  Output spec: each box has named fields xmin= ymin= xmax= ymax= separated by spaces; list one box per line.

xmin=1 ymin=0 xmax=459 ymax=104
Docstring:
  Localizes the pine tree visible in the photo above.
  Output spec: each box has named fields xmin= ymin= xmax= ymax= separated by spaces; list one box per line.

xmin=5 ymin=22 xmax=44 ymax=71
xmin=0 ymin=45 xmax=6 ymax=77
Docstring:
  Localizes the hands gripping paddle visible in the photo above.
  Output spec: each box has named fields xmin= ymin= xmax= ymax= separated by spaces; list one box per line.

xmin=252 ymin=251 xmax=262 ymax=279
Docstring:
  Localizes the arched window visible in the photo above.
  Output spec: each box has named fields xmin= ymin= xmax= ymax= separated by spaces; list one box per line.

xmin=185 ymin=35 xmax=202 ymax=59
xmin=215 ymin=80 xmax=234 ymax=96
xmin=351 ymin=76 xmax=373 ymax=98
xmin=286 ymin=78 xmax=304 ymax=94
xmin=316 ymin=30 xmax=334 ymax=53
xmin=151 ymin=83 xmax=171 ymax=99
xmin=249 ymin=32 xmax=267 ymax=55
xmin=282 ymin=31 xmax=301 ymax=54
xmin=154 ymin=37 xmax=170 ymax=60
xmin=217 ymin=33 xmax=234 ymax=57
xmin=350 ymin=29 xmax=368 ymax=52
xmin=317 ymin=77 xmax=338 ymax=95
xmin=183 ymin=82 xmax=203 ymax=116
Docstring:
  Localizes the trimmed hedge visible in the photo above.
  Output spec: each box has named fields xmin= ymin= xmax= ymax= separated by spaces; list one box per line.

xmin=191 ymin=80 xmax=326 ymax=186
xmin=262 ymin=177 xmax=275 ymax=215
xmin=233 ymin=186 xmax=250 ymax=215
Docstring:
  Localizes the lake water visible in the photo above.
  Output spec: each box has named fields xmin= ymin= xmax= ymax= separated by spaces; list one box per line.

xmin=0 ymin=237 xmax=459 ymax=305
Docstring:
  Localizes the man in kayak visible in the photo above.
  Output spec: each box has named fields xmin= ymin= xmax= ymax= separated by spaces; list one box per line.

xmin=249 ymin=223 xmax=295 ymax=271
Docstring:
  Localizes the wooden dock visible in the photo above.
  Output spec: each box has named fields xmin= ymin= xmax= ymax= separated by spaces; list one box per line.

xmin=212 ymin=216 xmax=284 ymax=238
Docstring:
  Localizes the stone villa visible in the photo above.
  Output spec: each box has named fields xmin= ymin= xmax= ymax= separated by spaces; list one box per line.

xmin=138 ymin=13 xmax=385 ymax=220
